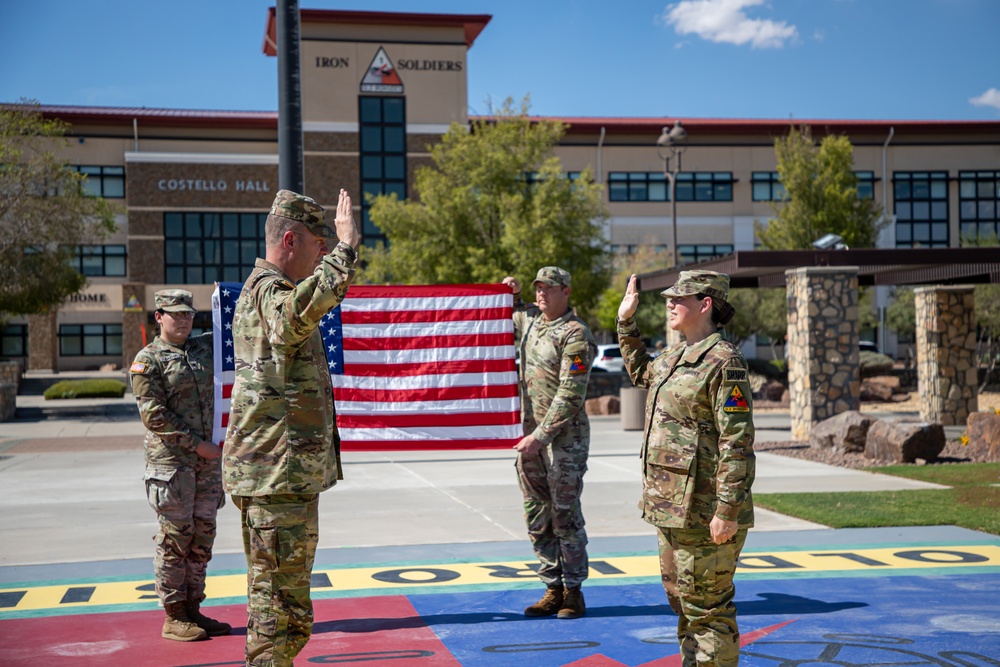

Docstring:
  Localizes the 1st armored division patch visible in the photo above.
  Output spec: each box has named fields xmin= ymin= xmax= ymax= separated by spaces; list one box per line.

xmin=568 ymin=355 xmax=588 ymax=375
xmin=723 ymin=384 xmax=750 ymax=413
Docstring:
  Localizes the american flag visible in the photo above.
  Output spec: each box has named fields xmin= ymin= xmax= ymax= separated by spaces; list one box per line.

xmin=212 ymin=281 xmax=521 ymax=451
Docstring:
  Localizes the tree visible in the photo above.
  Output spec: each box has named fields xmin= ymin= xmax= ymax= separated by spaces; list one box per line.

xmin=362 ymin=97 xmax=610 ymax=317
xmin=1 ymin=101 xmax=117 ymax=318
xmin=885 ymin=287 xmax=916 ymax=343
xmin=755 ymin=125 xmax=885 ymax=251
xmin=727 ymin=288 xmax=787 ymax=353
xmin=963 ymin=232 xmax=1000 ymax=390
xmin=594 ymin=244 xmax=672 ymax=339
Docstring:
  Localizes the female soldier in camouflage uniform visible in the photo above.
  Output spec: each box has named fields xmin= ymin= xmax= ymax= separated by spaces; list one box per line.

xmin=616 ymin=271 xmax=755 ymax=667
xmin=131 ymin=289 xmax=230 ymax=641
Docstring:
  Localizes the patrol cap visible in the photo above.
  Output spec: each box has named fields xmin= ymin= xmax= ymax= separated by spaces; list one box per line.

xmin=269 ymin=189 xmax=336 ymax=238
xmin=660 ymin=270 xmax=736 ymax=325
xmin=154 ymin=289 xmax=196 ymax=313
xmin=532 ymin=266 xmax=571 ymax=288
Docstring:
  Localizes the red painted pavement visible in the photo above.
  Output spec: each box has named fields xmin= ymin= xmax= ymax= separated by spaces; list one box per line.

xmin=0 ymin=596 xmax=461 ymax=667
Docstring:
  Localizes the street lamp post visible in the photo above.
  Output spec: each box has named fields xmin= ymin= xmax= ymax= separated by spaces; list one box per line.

xmin=657 ymin=120 xmax=688 ymax=268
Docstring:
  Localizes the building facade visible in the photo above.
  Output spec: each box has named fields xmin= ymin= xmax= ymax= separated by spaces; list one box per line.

xmin=4 ymin=8 xmax=999 ymax=371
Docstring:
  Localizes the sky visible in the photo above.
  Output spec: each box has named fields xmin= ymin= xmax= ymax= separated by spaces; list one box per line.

xmin=2 ymin=0 xmax=999 ymax=121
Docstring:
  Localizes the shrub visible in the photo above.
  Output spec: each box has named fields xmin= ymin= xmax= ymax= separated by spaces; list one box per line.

xmin=859 ymin=351 xmax=894 ymax=378
xmin=746 ymin=358 xmax=788 ymax=382
xmin=43 ymin=379 xmax=127 ymax=400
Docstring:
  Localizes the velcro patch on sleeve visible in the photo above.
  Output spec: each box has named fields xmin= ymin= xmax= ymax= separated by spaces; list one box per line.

xmin=568 ymin=354 xmax=589 ymax=375
xmin=130 ymin=362 xmax=148 ymax=374
xmin=723 ymin=384 xmax=751 ymax=413
xmin=723 ymin=367 xmax=748 ymax=384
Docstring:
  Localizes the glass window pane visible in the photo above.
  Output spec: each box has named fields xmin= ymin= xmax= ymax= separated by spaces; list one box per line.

xmin=913 ymin=222 xmax=930 ymax=242
xmin=978 ymin=180 xmax=995 ymax=198
xmin=362 ymin=156 xmax=382 ymax=178
xmin=106 ymin=256 xmax=125 ymax=276
xmin=203 ymin=240 xmax=219 ymax=264
xmin=609 ymin=183 xmax=627 ymax=201
xmin=753 ymin=183 xmax=770 ymax=201
xmin=359 ymin=97 xmax=381 ymax=123
xmin=930 ymin=180 xmax=947 ymax=199
xmin=165 ymin=240 xmax=184 ymax=264
xmin=894 ymin=181 xmax=910 ymax=199
xmin=695 ymin=183 xmax=713 ymax=201
xmin=107 ymin=245 xmax=126 ymax=255
xmin=676 ymin=182 xmax=694 ymax=201
xmin=222 ymin=240 xmax=239 ymax=263
xmin=203 ymin=214 xmax=220 ymax=237
xmin=165 ymin=267 xmax=184 ymax=283
xmin=186 ymin=267 xmax=203 ymax=284
xmin=361 ymin=127 xmax=381 ymax=152
xmin=186 ymin=240 xmax=202 ymax=263
xmin=629 ymin=183 xmax=648 ymax=201
xmin=81 ymin=256 xmax=102 ymax=276
xmin=384 ymin=156 xmax=405 ymax=180
xmin=184 ymin=213 xmax=201 ymax=237
xmin=384 ymin=182 xmax=405 ymax=199
xmin=960 ymin=222 xmax=977 ymax=239
xmin=979 ymin=201 xmax=995 ymax=219
xmin=981 ymin=222 xmax=998 ymax=237
xmin=61 ymin=336 xmax=81 ymax=356
xmin=224 ymin=266 xmax=242 ymax=282
xmin=80 ymin=177 xmax=101 ymax=197
xmin=896 ymin=223 xmax=911 ymax=242
xmin=383 ymin=98 xmax=404 ymax=124
xmin=240 ymin=213 xmax=257 ymax=237
xmin=609 ymin=173 xmax=626 ymax=181
xmin=931 ymin=223 xmax=948 ymax=242
xmin=648 ymin=182 xmax=666 ymax=201
xmin=715 ymin=183 xmax=732 ymax=200
xmin=83 ymin=334 xmax=103 ymax=355
xmin=930 ymin=201 xmax=947 ymax=220
xmin=913 ymin=202 xmax=930 ymax=220
xmin=960 ymin=181 xmax=977 ymax=198
xmin=222 ymin=214 xmax=239 ymax=237
xmin=383 ymin=127 xmax=405 ymax=153
xmin=241 ymin=241 xmax=257 ymax=265
xmin=104 ymin=176 xmax=125 ymax=198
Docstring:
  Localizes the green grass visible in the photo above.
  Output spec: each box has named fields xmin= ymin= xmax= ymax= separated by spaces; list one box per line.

xmin=43 ymin=379 xmax=127 ymax=400
xmin=754 ymin=462 xmax=1000 ymax=536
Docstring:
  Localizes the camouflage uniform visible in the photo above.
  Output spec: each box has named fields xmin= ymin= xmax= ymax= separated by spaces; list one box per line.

xmin=131 ymin=290 xmax=221 ymax=609
xmin=617 ymin=271 xmax=755 ymax=667
xmin=512 ymin=267 xmax=597 ymax=590
xmin=224 ymin=190 xmax=356 ymax=667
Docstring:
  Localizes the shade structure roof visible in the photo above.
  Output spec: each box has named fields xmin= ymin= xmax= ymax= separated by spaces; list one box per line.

xmin=637 ymin=248 xmax=1000 ymax=293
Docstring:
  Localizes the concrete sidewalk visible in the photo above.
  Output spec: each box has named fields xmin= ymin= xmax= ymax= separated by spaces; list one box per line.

xmin=0 ymin=392 xmax=947 ymax=568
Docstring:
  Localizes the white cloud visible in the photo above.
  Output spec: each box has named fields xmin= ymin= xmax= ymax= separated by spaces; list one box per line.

xmin=663 ymin=0 xmax=798 ymax=49
xmin=969 ymin=87 xmax=1000 ymax=113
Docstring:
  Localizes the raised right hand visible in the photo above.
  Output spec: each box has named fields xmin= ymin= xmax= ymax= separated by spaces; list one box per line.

xmin=502 ymin=276 xmax=521 ymax=295
xmin=618 ymin=274 xmax=639 ymax=320
xmin=334 ymin=189 xmax=360 ymax=249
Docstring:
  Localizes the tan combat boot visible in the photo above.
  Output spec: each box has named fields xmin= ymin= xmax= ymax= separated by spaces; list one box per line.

xmin=162 ymin=602 xmax=208 ymax=642
xmin=524 ymin=585 xmax=564 ymax=617
xmin=557 ymin=586 xmax=586 ymax=619
xmin=186 ymin=601 xmax=232 ymax=636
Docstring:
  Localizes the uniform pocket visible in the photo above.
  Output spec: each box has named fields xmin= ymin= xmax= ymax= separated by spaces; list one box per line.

xmin=144 ymin=467 xmax=181 ymax=513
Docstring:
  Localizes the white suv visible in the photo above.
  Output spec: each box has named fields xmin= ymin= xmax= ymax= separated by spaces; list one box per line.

xmin=592 ymin=344 xmax=625 ymax=373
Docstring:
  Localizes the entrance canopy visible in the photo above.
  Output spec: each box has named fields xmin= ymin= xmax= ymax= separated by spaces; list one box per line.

xmin=637 ymin=248 xmax=1000 ymax=292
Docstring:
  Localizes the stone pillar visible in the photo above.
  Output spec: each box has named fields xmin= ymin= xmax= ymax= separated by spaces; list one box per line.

xmin=786 ymin=267 xmax=860 ymax=440
xmin=27 ymin=310 xmax=58 ymax=372
xmin=121 ymin=282 xmax=148 ymax=370
xmin=914 ymin=286 xmax=978 ymax=425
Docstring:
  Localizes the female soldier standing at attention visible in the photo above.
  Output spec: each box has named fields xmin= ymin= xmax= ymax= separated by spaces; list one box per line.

xmin=131 ymin=289 xmax=230 ymax=642
xmin=616 ymin=271 xmax=755 ymax=667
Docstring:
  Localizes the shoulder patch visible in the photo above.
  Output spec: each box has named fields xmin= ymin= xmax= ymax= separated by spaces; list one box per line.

xmin=723 ymin=367 xmax=748 ymax=384
xmin=723 ymin=384 xmax=751 ymax=413
xmin=564 ymin=340 xmax=590 ymax=357
xmin=568 ymin=354 xmax=589 ymax=375
xmin=129 ymin=361 xmax=149 ymax=374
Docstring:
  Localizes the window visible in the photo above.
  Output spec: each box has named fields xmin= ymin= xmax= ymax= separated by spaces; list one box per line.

xmin=359 ymin=96 xmax=407 ymax=248
xmin=674 ymin=172 xmax=734 ymax=202
xmin=67 ymin=245 xmax=126 ymax=276
xmin=678 ymin=244 xmax=734 ymax=265
xmin=524 ymin=171 xmax=582 ymax=185
xmin=73 ymin=165 xmax=125 ymax=198
xmin=610 ymin=244 xmax=668 ymax=255
xmin=752 ymin=172 xmax=786 ymax=202
xmin=894 ymin=171 xmax=949 ymax=248
xmin=855 ymin=171 xmax=875 ymax=200
xmin=608 ymin=172 xmax=667 ymax=202
xmin=59 ymin=324 xmax=122 ymax=356
xmin=959 ymin=171 xmax=1000 ymax=243
xmin=1 ymin=324 xmax=28 ymax=357
xmin=164 ymin=212 xmax=266 ymax=284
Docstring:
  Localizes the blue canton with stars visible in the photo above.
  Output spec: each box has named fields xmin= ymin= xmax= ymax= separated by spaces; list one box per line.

xmin=215 ymin=281 xmax=342 ymax=374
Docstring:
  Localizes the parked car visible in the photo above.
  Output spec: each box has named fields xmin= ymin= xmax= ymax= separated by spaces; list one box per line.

xmin=859 ymin=341 xmax=881 ymax=354
xmin=593 ymin=344 xmax=625 ymax=373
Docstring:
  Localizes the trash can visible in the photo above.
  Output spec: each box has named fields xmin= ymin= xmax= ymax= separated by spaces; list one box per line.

xmin=620 ymin=387 xmax=647 ymax=431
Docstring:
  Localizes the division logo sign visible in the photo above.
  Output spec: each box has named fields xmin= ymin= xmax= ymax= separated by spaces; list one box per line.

xmin=361 ymin=47 xmax=404 ymax=94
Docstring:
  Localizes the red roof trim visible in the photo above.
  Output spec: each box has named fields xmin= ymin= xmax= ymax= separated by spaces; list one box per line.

xmin=26 ymin=105 xmax=278 ymax=130
xmin=263 ymin=7 xmax=491 ymax=56
xmin=476 ymin=116 xmax=1000 ymax=136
